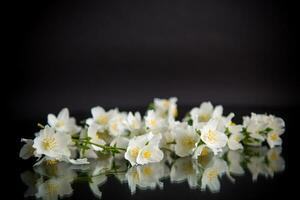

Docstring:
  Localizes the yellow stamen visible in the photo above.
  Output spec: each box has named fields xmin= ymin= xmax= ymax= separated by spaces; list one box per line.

xmin=207 ymin=130 xmax=217 ymax=143
xmin=199 ymin=114 xmax=210 ymax=122
xmin=42 ymin=137 xmax=56 ymax=151
xmin=130 ymin=147 xmax=140 ymax=158
xmin=270 ymin=133 xmax=279 ymax=141
xmin=96 ymin=115 xmax=108 ymax=125
xmin=143 ymin=150 xmax=152 ymax=159
xmin=162 ymin=100 xmax=170 ymax=108
xmin=182 ymin=137 xmax=196 ymax=148
xmin=149 ymin=119 xmax=157 ymax=127
xmin=111 ymin=122 xmax=117 ymax=131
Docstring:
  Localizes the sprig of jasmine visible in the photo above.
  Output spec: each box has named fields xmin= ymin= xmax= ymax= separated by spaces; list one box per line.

xmin=72 ymin=136 xmax=126 ymax=155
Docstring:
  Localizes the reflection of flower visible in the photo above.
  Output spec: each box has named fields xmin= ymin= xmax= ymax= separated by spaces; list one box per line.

xmin=21 ymin=145 xmax=285 ymax=199
xmin=266 ymin=147 xmax=285 ymax=177
xmin=201 ymin=157 xmax=228 ymax=193
xmin=227 ymin=150 xmax=245 ymax=175
xmin=35 ymin=177 xmax=73 ymax=200
xmin=170 ymin=157 xmax=199 ymax=188
xmin=126 ymin=161 xmax=168 ymax=194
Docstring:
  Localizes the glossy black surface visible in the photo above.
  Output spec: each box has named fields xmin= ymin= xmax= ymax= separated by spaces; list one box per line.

xmin=13 ymin=106 xmax=293 ymax=200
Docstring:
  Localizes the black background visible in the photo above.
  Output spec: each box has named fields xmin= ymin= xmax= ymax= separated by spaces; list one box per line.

xmin=9 ymin=0 xmax=296 ymax=120
xmin=8 ymin=0 xmax=297 ymax=199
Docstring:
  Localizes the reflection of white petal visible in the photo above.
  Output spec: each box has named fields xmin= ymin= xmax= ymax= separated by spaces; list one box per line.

xmin=89 ymin=175 xmax=107 ymax=199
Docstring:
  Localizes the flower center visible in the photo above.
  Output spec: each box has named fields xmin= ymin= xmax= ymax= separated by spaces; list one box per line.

xmin=162 ymin=100 xmax=170 ymax=109
xmin=270 ymin=133 xmax=279 ymax=141
xmin=42 ymin=137 xmax=57 ymax=151
xmin=110 ymin=122 xmax=117 ymax=131
xmin=149 ymin=119 xmax=157 ymax=127
xmin=199 ymin=114 xmax=210 ymax=122
xmin=96 ymin=115 xmax=108 ymax=125
xmin=130 ymin=147 xmax=140 ymax=158
xmin=143 ymin=150 xmax=152 ymax=159
xmin=207 ymin=130 xmax=217 ymax=143
xmin=182 ymin=137 xmax=195 ymax=148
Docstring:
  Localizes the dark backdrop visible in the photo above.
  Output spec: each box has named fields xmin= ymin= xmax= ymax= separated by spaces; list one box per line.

xmin=10 ymin=0 xmax=294 ymax=120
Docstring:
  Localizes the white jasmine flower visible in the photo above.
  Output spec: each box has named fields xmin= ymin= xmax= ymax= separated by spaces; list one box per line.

xmin=86 ymin=106 xmax=117 ymax=131
xmin=110 ymin=136 xmax=129 ymax=158
xmin=172 ymin=122 xmax=199 ymax=157
xmin=20 ymin=139 xmax=36 ymax=160
xmin=144 ymin=110 xmax=167 ymax=133
xmin=243 ymin=113 xmax=268 ymax=144
xmin=201 ymin=158 xmax=228 ymax=193
xmin=125 ymin=132 xmax=163 ymax=165
xmin=124 ymin=112 xmax=143 ymax=133
xmin=192 ymin=144 xmax=211 ymax=160
xmin=227 ymin=125 xmax=244 ymax=150
xmin=267 ymin=132 xmax=282 ymax=148
xmin=266 ymin=115 xmax=285 ymax=148
xmin=136 ymin=134 xmax=164 ymax=165
xmin=47 ymin=108 xmax=80 ymax=134
xmin=200 ymin=119 xmax=228 ymax=155
xmin=108 ymin=112 xmax=127 ymax=137
xmin=154 ymin=97 xmax=178 ymax=118
xmin=33 ymin=126 xmax=72 ymax=160
xmin=87 ymin=124 xmax=106 ymax=151
xmin=190 ymin=102 xmax=223 ymax=124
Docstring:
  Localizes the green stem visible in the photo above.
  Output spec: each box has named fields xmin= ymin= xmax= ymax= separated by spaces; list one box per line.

xmin=72 ymin=137 xmax=126 ymax=152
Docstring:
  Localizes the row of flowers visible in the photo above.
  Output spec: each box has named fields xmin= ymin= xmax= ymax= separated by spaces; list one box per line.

xmin=20 ymin=97 xmax=285 ymax=166
xmin=21 ymin=146 xmax=285 ymax=199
